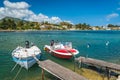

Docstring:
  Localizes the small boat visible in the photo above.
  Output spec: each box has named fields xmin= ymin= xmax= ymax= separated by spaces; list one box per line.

xmin=12 ymin=41 xmax=41 ymax=69
xmin=44 ymin=41 xmax=79 ymax=59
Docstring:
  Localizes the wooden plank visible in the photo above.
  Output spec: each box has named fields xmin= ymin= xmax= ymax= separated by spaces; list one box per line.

xmin=76 ymin=57 xmax=120 ymax=71
xmin=38 ymin=60 xmax=87 ymax=80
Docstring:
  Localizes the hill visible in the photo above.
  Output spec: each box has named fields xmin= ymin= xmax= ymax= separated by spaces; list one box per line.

xmin=0 ymin=17 xmax=40 ymax=30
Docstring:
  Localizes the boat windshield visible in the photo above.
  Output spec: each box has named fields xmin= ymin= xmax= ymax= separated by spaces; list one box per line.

xmin=64 ymin=42 xmax=72 ymax=50
xmin=53 ymin=42 xmax=72 ymax=50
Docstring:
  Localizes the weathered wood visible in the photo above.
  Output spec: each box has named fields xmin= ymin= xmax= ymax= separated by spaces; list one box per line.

xmin=38 ymin=60 xmax=87 ymax=80
xmin=42 ymin=68 xmax=44 ymax=80
xmin=106 ymin=67 xmax=110 ymax=80
xmin=76 ymin=57 xmax=120 ymax=71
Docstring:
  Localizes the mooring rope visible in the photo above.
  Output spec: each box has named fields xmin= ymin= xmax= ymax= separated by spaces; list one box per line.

xmin=13 ymin=66 xmax=22 ymax=80
xmin=11 ymin=58 xmax=21 ymax=72
xmin=11 ymin=53 xmax=21 ymax=72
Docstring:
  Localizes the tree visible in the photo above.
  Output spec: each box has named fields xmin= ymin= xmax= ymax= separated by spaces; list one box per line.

xmin=60 ymin=22 xmax=73 ymax=29
xmin=107 ymin=24 xmax=114 ymax=27
xmin=0 ymin=19 xmax=8 ymax=29
xmin=16 ymin=21 xmax=24 ymax=30
xmin=108 ymin=24 xmax=120 ymax=27
xmin=75 ymin=23 xmax=91 ymax=30
xmin=7 ymin=19 xmax=16 ymax=29
xmin=75 ymin=23 xmax=82 ymax=29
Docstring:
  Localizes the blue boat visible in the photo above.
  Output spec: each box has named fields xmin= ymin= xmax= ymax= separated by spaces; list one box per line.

xmin=12 ymin=41 xmax=41 ymax=69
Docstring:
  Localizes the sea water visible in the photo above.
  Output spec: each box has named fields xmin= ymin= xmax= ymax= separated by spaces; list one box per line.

xmin=0 ymin=30 xmax=120 ymax=80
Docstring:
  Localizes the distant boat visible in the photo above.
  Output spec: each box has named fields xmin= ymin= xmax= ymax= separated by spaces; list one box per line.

xmin=44 ymin=41 xmax=79 ymax=59
xmin=12 ymin=41 xmax=41 ymax=69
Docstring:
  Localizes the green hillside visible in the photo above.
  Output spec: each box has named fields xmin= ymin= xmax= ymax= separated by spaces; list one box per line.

xmin=0 ymin=17 xmax=40 ymax=30
xmin=0 ymin=17 xmax=119 ymax=31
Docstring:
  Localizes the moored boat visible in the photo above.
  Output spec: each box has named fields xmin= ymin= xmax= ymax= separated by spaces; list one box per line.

xmin=12 ymin=41 xmax=41 ymax=69
xmin=44 ymin=41 xmax=79 ymax=59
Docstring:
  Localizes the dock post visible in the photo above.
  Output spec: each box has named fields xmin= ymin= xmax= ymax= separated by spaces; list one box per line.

xmin=42 ymin=68 xmax=44 ymax=80
xmin=74 ymin=59 xmax=75 ymax=72
xmin=106 ymin=67 xmax=110 ymax=80
xmin=79 ymin=58 xmax=82 ymax=68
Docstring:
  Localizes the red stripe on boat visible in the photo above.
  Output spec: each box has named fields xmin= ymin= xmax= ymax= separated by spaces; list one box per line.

xmin=55 ymin=49 xmax=76 ymax=53
xmin=69 ymin=49 xmax=76 ymax=53
xmin=55 ymin=49 xmax=68 ymax=53
xmin=52 ymin=52 xmax=72 ymax=59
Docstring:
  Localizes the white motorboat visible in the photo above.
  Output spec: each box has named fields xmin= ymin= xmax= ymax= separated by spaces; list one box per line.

xmin=12 ymin=41 xmax=41 ymax=69
xmin=44 ymin=41 xmax=79 ymax=59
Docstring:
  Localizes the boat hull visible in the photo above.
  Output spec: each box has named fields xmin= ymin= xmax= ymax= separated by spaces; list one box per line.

xmin=12 ymin=54 xmax=40 ymax=69
xmin=12 ymin=45 xmax=41 ymax=69
xmin=52 ymin=51 xmax=72 ymax=59
xmin=44 ymin=46 xmax=78 ymax=59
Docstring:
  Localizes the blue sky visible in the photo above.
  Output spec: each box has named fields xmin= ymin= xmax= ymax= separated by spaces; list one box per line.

xmin=0 ymin=0 xmax=120 ymax=26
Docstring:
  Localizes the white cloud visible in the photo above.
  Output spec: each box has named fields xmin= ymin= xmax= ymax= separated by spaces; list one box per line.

xmin=50 ymin=17 xmax=62 ymax=23
xmin=117 ymin=8 xmax=120 ymax=10
xmin=106 ymin=13 xmax=119 ymax=21
xmin=63 ymin=20 xmax=74 ymax=24
xmin=4 ymin=0 xmax=30 ymax=9
xmin=0 ymin=0 xmax=69 ymax=24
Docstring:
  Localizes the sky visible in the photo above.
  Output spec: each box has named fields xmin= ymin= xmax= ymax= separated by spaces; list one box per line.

xmin=0 ymin=0 xmax=120 ymax=26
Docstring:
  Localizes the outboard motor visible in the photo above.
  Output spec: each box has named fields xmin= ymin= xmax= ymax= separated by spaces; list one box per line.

xmin=25 ymin=41 xmax=30 ymax=48
xmin=50 ymin=40 xmax=54 ymax=46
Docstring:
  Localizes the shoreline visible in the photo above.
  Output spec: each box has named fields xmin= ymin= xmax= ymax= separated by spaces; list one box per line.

xmin=0 ymin=29 xmax=120 ymax=32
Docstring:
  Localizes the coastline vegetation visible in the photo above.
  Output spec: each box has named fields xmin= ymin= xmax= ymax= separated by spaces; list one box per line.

xmin=0 ymin=17 xmax=120 ymax=31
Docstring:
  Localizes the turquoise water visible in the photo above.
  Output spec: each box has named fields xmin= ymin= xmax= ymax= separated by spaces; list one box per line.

xmin=0 ymin=30 xmax=120 ymax=80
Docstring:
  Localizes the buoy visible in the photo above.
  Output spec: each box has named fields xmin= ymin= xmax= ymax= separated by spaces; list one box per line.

xmin=106 ymin=41 xmax=110 ymax=46
xmin=87 ymin=43 xmax=90 ymax=48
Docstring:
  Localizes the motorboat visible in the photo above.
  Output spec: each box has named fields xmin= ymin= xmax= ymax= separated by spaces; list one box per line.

xmin=44 ymin=41 xmax=79 ymax=59
xmin=12 ymin=41 xmax=41 ymax=69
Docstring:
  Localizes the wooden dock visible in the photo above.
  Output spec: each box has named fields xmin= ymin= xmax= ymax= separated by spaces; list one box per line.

xmin=37 ymin=59 xmax=87 ymax=80
xmin=75 ymin=56 xmax=120 ymax=80
xmin=33 ymin=55 xmax=87 ymax=80
xmin=75 ymin=56 xmax=120 ymax=71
